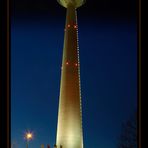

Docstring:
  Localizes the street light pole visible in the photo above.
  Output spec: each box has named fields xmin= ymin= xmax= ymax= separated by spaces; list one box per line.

xmin=26 ymin=141 xmax=28 ymax=148
xmin=24 ymin=131 xmax=33 ymax=148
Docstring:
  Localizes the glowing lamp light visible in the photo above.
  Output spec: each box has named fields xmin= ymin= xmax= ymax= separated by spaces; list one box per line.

xmin=25 ymin=131 xmax=33 ymax=141
xmin=27 ymin=133 xmax=32 ymax=139
xmin=75 ymin=63 xmax=78 ymax=66
xmin=68 ymin=24 xmax=70 ymax=28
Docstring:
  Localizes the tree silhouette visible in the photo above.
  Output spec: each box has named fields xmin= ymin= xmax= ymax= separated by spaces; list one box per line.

xmin=117 ymin=112 xmax=137 ymax=148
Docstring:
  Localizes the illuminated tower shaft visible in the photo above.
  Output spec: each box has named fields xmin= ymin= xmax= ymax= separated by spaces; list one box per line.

xmin=56 ymin=1 xmax=85 ymax=148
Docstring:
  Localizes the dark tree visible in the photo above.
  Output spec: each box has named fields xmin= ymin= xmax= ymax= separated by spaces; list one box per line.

xmin=118 ymin=113 xmax=137 ymax=148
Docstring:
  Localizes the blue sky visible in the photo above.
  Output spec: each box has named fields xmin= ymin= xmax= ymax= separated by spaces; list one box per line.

xmin=11 ymin=18 xmax=137 ymax=148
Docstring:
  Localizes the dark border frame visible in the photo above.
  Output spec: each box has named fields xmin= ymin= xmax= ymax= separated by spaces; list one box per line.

xmin=0 ymin=0 xmax=10 ymax=147
xmin=0 ymin=0 xmax=142 ymax=147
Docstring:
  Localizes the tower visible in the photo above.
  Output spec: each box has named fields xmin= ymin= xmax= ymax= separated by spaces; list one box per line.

xmin=56 ymin=0 xmax=85 ymax=148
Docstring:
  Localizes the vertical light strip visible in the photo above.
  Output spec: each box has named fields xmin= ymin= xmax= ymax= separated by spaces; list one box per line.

xmin=75 ymin=8 xmax=83 ymax=148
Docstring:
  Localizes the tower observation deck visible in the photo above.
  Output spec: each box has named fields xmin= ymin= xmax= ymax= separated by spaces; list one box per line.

xmin=56 ymin=0 xmax=85 ymax=148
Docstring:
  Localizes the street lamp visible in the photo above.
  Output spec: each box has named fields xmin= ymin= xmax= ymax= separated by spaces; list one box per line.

xmin=24 ymin=131 xmax=33 ymax=148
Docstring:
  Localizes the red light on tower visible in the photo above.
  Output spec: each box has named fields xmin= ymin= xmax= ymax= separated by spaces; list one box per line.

xmin=66 ymin=62 xmax=69 ymax=65
xmin=74 ymin=25 xmax=77 ymax=29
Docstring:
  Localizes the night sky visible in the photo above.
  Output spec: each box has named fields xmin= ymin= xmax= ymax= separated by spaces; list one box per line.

xmin=11 ymin=0 xmax=137 ymax=148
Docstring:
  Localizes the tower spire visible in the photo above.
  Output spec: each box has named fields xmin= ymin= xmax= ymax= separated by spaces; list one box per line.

xmin=56 ymin=1 xmax=85 ymax=148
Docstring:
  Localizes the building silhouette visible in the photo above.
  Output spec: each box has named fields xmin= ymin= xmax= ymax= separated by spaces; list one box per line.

xmin=56 ymin=0 xmax=86 ymax=148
